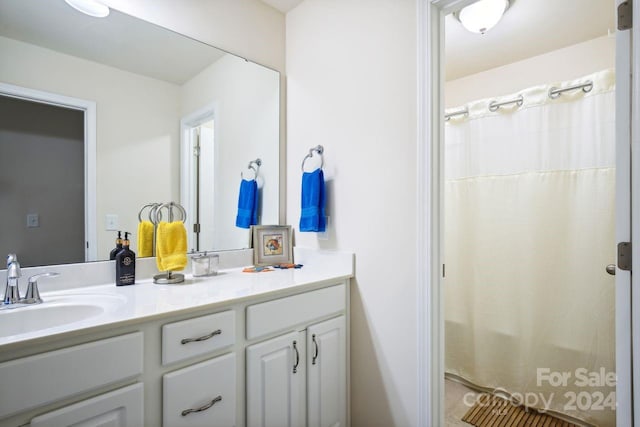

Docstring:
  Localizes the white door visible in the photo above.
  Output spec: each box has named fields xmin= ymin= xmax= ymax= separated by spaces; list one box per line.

xmin=616 ymin=1 xmax=634 ymax=425
xmin=246 ymin=331 xmax=306 ymax=427
xmin=628 ymin=0 xmax=640 ymax=424
xmin=307 ymin=316 xmax=347 ymax=427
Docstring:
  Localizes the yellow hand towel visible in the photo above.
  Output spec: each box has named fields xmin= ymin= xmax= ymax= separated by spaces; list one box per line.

xmin=137 ymin=220 xmax=154 ymax=258
xmin=156 ymin=221 xmax=187 ymax=272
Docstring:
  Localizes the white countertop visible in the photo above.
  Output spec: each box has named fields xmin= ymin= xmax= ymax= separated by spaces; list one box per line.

xmin=0 ymin=248 xmax=354 ymax=350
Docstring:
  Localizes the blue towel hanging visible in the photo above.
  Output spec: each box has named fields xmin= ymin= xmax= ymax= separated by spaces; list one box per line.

xmin=236 ymin=179 xmax=258 ymax=228
xmin=299 ymin=168 xmax=326 ymax=232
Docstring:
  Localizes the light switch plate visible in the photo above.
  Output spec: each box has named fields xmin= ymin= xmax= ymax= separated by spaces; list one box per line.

xmin=106 ymin=214 xmax=119 ymax=231
xmin=26 ymin=213 xmax=39 ymax=228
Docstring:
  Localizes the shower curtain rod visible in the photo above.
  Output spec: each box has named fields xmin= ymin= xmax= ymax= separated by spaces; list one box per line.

xmin=445 ymin=79 xmax=594 ymax=118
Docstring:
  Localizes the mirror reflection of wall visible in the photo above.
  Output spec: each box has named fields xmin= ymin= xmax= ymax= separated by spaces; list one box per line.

xmin=0 ymin=0 xmax=280 ymax=266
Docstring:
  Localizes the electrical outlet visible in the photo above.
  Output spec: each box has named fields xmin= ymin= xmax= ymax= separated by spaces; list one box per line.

xmin=106 ymin=214 xmax=119 ymax=231
xmin=26 ymin=213 xmax=39 ymax=228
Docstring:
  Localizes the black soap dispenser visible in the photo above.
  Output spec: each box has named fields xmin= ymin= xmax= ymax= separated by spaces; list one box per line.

xmin=109 ymin=231 xmax=123 ymax=260
xmin=115 ymin=232 xmax=136 ymax=286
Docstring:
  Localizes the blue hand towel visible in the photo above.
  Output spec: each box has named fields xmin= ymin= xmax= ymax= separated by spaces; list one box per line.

xmin=236 ymin=179 xmax=258 ymax=228
xmin=300 ymin=168 xmax=326 ymax=232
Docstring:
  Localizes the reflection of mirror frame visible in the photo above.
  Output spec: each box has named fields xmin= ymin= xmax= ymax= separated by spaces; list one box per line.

xmin=0 ymin=82 xmax=97 ymax=261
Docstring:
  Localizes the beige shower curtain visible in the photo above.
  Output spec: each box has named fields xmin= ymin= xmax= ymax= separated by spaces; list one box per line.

xmin=444 ymin=70 xmax=616 ymax=427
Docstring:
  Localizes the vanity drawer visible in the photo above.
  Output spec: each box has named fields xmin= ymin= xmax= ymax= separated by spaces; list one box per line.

xmin=246 ymin=284 xmax=346 ymax=340
xmin=162 ymin=310 xmax=235 ymax=365
xmin=163 ymin=353 xmax=236 ymax=427
xmin=0 ymin=332 xmax=143 ymax=419
xmin=30 ymin=383 xmax=144 ymax=427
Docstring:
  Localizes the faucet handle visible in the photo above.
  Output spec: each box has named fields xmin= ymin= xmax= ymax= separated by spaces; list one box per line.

xmin=6 ymin=254 xmax=21 ymax=279
xmin=24 ymin=272 xmax=60 ymax=304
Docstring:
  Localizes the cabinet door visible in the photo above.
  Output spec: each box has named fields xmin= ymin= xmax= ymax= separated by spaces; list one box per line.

xmin=307 ymin=316 xmax=346 ymax=427
xmin=30 ymin=383 xmax=143 ymax=427
xmin=163 ymin=353 xmax=236 ymax=427
xmin=246 ymin=330 xmax=306 ymax=427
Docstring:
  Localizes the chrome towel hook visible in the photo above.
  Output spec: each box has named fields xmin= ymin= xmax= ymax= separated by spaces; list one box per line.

xmin=301 ymin=145 xmax=324 ymax=171
xmin=241 ymin=158 xmax=262 ymax=180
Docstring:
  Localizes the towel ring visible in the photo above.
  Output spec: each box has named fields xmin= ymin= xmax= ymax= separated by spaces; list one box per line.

xmin=301 ymin=145 xmax=324 ymax=172
xmin=138 ymin=203 xmax=161 ymax=222
xmin=241 ymin=158 xmax=262 ymax=180
xmin=155 ymin=202 xmax=187 ymax=223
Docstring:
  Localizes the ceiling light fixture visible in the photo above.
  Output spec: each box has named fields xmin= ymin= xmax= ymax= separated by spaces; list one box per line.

xmin=455 ymin=0 xmax=511 ymax=35
xmin=64 ymin=0 xmax=110 ymax=18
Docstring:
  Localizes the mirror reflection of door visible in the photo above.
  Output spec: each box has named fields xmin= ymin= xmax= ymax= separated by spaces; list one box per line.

xmin=0 ymin=95 xmax=84 ymax=267
xmin=188 ymin=119 xmax=215 ymax=252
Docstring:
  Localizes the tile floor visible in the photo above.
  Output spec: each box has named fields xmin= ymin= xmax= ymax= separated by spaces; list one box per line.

xmin=445 ymin=378 xmax=478 ymax=426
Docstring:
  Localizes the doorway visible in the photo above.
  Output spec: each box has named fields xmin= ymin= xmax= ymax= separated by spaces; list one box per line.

xmin=417 ymin=0 xmax=634 ymax=426
xmin=0 ymin=84 xmax=97 ymax=266
xmin=180 ymin=106 xmax=217 ymax=253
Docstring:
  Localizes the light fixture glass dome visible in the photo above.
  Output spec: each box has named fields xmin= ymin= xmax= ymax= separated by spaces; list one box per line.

xmin=64 ymin=0 xmax=110 ymax=18
xmin=457 ymin=0 xmax=510 ymax=34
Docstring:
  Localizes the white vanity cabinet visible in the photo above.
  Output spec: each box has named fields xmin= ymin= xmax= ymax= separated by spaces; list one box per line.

xmin=246 ymin=317 xmax=347 ymax=427
xmin=0 ymin=266 xmax=351 ymax=427
xmin=245 ymin=284 xmax=348 ymax=427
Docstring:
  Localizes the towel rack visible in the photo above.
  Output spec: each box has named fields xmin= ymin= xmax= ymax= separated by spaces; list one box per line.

xmin=301 ymin=145 xmax=324 ymax=171
xmin=154 ymin=202 xmax=187 ymax=224
xmin=153 ymin=201 xmax=187 ymax=285
xmin=241 ymin=158 xmax=262 ymax=180
xmin=138 ymin=203 xmax=161 ymax=222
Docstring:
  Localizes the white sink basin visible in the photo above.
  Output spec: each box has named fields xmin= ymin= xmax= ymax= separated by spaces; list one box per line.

xmin=0 ymin=294 xmax=125 ymax=339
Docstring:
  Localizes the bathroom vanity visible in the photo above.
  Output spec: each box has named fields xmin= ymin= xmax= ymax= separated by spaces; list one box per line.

xmin=0 ymin=249 xmax=353 ymax=427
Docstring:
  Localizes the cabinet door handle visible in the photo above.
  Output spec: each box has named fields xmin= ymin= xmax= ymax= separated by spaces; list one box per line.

xmin=181 ymin=329 xmax=222 ymax=345
xmin=293 ymin=340 xmax=300 ymax=374
xmin=181 ymin=395 xmax=222 ymax=416
xmin=312 ymin=334 xmax=319 ymax=365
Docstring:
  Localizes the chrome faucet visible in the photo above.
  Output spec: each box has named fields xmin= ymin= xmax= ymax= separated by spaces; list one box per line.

xmin=3 ymin=254 xmax=22 ymax=304
xmin=2 ymin=254 xmax=60 ymax=306
xmin=23 ymin=272 xmax=59 ymax=304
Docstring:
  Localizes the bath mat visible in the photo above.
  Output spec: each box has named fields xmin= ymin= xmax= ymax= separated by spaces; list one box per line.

xmin=461 ymin=393 xmax=579 ymax=427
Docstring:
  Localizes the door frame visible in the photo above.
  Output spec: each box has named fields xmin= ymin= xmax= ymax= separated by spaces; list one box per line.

xmin=0 ymin=82 xmax=97 ymax=262
xmin=416 ymin=1 xmax=636 ymax=426
xmin=180 ymin=102 xmax=218 ymax=252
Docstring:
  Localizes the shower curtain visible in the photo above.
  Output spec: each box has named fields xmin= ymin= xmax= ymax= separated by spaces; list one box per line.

xmin=444 ymin=69 xmax=616 ymax=427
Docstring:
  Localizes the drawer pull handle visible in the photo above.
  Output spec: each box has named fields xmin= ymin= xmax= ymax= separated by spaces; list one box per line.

xmin=293 ymin=340 xmax=299 ymax=374
xmin=181 ymin=395 xmax=222 ymax=416
xmin=181 ymin=329 xmax=222 ymax=345
xmin=312 ymin=334 xmax=319 ymax=365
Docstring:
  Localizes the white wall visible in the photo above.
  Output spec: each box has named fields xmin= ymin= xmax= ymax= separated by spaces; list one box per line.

xmin=0 ymin=36 xmax=181 ymax=259
xmin=286 ymin=1 xmax=418 ymax=426
xmin=102 ymin=0 xmax=288 ymax=223
xmin=445 ymin=35 xmax=615 ymax=108
xmin=181 ymin=54 xmax=280 ymax=250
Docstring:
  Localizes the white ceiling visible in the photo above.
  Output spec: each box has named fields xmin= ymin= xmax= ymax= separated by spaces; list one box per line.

xmin=445 ymin=0 xmax=616 ymax=80
xmin=260 ymin=0 xmax=615 ymax=81
xmin=1 ymin=0 xmax=615 ymax=84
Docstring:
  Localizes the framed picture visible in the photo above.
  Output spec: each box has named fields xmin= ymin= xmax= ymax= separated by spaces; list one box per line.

xmin=252 ymin=225 xmax=293 ymax=266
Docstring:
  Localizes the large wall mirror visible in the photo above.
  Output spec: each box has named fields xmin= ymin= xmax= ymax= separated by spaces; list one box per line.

xmin=0 ymin=0 xmax=280 ymax=267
